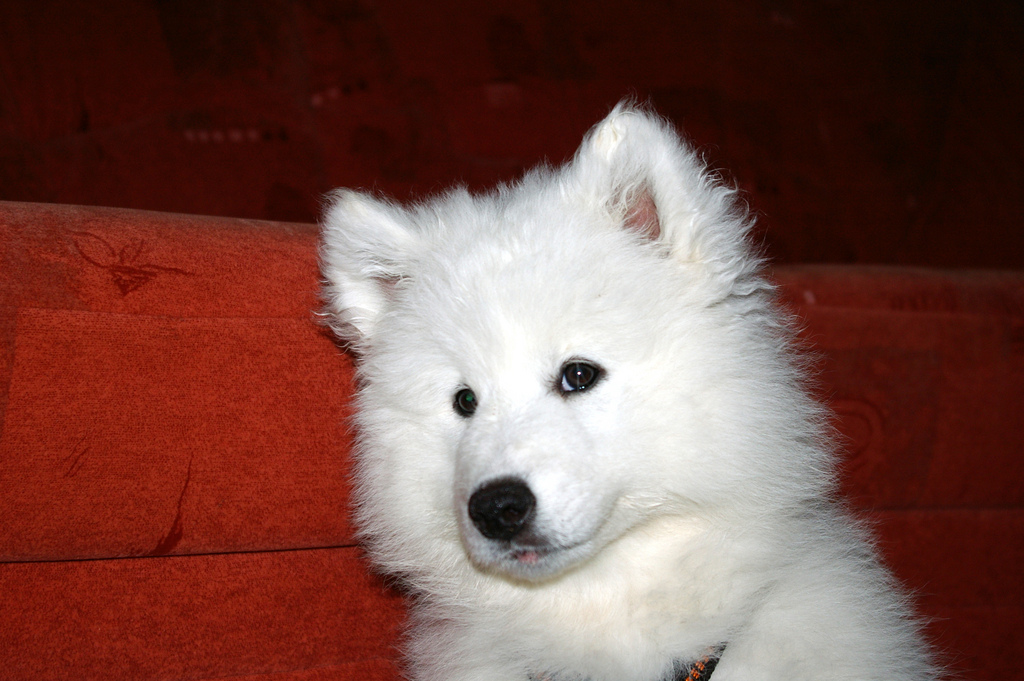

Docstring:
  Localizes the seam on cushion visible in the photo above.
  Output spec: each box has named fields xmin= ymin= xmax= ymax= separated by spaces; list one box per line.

xmin=0 ymin=542 xmax=364 ymax=565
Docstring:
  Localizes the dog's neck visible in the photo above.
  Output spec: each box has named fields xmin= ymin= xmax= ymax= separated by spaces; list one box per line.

xmin=530 ymin=645 xmax=724 ymax=681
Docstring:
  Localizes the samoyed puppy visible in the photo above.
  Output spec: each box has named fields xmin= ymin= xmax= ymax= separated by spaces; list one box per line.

xmin=319 ymin=102 xmax=936 ymax=681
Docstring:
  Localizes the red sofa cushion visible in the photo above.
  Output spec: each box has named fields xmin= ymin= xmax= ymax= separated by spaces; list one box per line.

xmin=1 ymin=201 xmax=358 ymax=560
xmin=0 ymin=201 xmax=404 ymax=680
xmin=1 ymin=201 xmax=1021 ymax=680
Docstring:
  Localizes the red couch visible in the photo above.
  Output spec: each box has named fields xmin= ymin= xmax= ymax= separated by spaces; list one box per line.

xmin=1 ymin=201 xmax=1021 ymax=681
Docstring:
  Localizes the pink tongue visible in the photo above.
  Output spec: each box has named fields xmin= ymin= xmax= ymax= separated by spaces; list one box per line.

xmin=516 ymin=551 xmax=540 ymax=564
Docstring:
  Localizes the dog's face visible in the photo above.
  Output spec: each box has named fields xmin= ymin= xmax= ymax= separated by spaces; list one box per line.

xmin=373 ymin=216 xmax=693 ymax=582
xmin=321 ymin=104 xmax=824 ymax=585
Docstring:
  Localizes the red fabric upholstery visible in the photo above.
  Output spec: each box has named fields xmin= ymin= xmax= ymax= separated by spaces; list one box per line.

xmin=1 ymin=201 xmax=405 ymax=680
xmin=2 ymin=201 xmax=1022 ymax=680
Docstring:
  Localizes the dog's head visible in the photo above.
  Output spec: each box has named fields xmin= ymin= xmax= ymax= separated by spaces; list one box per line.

xmin=320 ymin=103 xmax=827 ymax=585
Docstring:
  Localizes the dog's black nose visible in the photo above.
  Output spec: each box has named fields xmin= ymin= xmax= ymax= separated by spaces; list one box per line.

xmin=468 ymin=478 xmax=536 ymax=541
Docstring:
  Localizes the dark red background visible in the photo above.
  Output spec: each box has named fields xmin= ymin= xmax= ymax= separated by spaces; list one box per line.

xmin=1 ymin=0 xmax=1022 ymax=269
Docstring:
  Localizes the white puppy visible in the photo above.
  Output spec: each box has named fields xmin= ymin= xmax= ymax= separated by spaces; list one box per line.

xmin=320 ymin=102 xmax=937 ymax=681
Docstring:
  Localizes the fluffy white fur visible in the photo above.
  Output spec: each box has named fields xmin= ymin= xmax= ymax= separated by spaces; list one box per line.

xmin=320 ymin=102 xmax=936 ymax=681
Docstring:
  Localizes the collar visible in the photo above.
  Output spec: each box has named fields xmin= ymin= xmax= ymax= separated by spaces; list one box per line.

xmin=673 ymin=645 xmax=725 ymax=681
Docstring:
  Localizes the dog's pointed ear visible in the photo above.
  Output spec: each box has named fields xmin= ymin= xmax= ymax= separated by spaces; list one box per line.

xmin=621 ymin=185 xmax=661 ymax=241
xmin=576 ymin=102 xmax=759 ymax=291
xmin=319 ymin=189 xmax=421 ymax=347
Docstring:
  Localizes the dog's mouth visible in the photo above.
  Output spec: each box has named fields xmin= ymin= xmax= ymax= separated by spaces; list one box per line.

xmin=494 ymin=545 xmax=559 ymax=578
xmin=508 ymin=542 xmax=559 ymax=566
xmin=484 ymin=537 xmax=592 ymax=581
xmin=511 ymin=548 xmax=544 ymax=565
xmin=499 ymin=523 xmax=577 ymax=563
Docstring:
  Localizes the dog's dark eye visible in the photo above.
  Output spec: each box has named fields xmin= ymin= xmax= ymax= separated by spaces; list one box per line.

xmin=559 ymin=361 xmax=602 ymax=393
xmin=453 ymin=388 xmax=478 ymax=417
